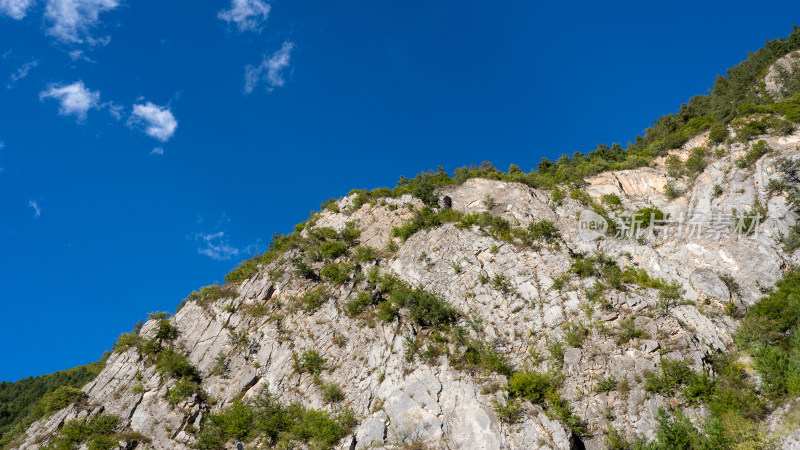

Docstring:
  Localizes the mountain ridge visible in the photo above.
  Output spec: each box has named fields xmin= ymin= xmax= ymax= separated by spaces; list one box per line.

xmin=4 ymin=27 xmax=800 ymax=450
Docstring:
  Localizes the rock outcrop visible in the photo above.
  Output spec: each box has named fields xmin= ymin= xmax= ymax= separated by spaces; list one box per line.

xmin=12 ymin=128 xmax=800 ymax=449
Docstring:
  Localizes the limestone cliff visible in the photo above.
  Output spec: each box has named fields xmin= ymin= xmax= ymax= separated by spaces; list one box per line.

xmin=9 ymin=125 xmax=800 ymax=449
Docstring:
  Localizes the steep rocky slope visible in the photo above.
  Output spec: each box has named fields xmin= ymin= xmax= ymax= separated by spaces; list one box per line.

xmin=9 ymin=124 xmax=800 ymax=449
xmin=8 ymin=29 xmax=800 ymax=450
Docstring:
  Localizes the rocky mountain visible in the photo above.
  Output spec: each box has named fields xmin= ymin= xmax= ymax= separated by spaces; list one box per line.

xmin=6 ymin=28 xmax=800 ymax=450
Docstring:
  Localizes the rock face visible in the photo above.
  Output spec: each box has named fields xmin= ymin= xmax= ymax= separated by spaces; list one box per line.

xmin=765 ymin=50 xmax=800 ymax=100
xmin=13 ymin=129 xmax=800 ymax=449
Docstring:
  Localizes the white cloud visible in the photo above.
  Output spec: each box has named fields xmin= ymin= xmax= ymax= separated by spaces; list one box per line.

xmin=244 ymin=41 xmax=293 ymax=94
xmin=0 ymin=0 xmax=34 ymax=20
xmin=130 ymin=102 xmax=177 ymax=142
xmin=7 ymin=60 xmax=38 ymax=88
xmin=150 ymin=147 xmax=164 ymax=155
xmin=195 ymin=231 xmax=239 ymax=260
xmin=218 ymin=0 xmax=270 ymax=32
xmin=44 ymin=0 xmax=120 ymax=44
xmin=102 ymin=101 xmax=122 ymax=120
xmin=39 ymin=80 xmax=100 ymax=121
xmin=28 ymin=200 xmax=41 ymax=218
xmin=68 ymin=49 xmax=95 ymax=62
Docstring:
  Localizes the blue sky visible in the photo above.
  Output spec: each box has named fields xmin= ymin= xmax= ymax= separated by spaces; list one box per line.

xmin=1 ymin=0 xmax=800 ymax=381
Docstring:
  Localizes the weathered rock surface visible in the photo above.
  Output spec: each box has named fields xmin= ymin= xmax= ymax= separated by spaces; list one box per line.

xmin=14 ymin=129 xmax=800 ymax=449
xmin=765 ymin=49 xmax=800 ymax=100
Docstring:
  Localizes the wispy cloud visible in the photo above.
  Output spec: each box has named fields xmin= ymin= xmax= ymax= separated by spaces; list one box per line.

xmin=7 ymin=60 xmax=38 ymax=88
xmin=129 ymin=102 xmax=177 ymax=142
xmin=195 ymin=231 xmax=240 ymax=260
xmin=102 ymin=101 xmax=122 ymax=120
xmin=218 ymin=0 xmax=270 ymax=32
xmin=150 ymin=147 xmax=164 ymax=155
xmin=191 ymin=214 xmax=263 ymax=261
xmin=0 ymin=0 xmax=33 ymax=20
xmin=39 ymin=80 xmax=100 ymax=121
xmin=28 ymin=200 xmax=41 ymax=218
xmin=244 ymin=41 xmax=293 ymax=94
xmin=68 ymin=49 xmax=94 ymax=62
xmin=44 ymin=0 xmax=120 ymax=44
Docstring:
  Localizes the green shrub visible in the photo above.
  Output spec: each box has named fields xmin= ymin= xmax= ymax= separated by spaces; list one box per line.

xmin=338 ymin=222 xmax=361 ymax=246
xmin=225 ymin=258 xmax=260 ymax=284
xmin=752 ymin=345 xmax=800 ymax=399
xmin=391 ymin=206 xmax=464 ymax=241
xmin=456 ymin=340 xmax=513 ymax=376
xmin=293 ymin=350 xmax=326 ymax=376
xmin=526 ymin=220 xmax=562 ymax=244
xmin=210 ymin=352 xmax=228 ymax=377
xmin=594 ymin=376 xmax=617 ymax=393
xmin=345 ymin=292 xmax=373 ymax=316
xmin=112 ymin=332 xmax=140 ymax=353
xmin=548 ymin=341 xmax=565 ymax=365
xmin=736 ymin=266 xmax=800 ymax=351
xmin=318 ymin=240 xmax=348 ymax=259
xmin=41 ymin=413 xmax=123 ymax=450
xmin=33 ymin=386 xmax=87 ymax=418
xmin=136 ymin=337 xmax=162 ymax=360
xmin=665 ymin=154 xmax=684 ymax=178
xmin=377 ymin=301 xmax=399 ymax=322
xmin=564 ymin=321 xmax=589 ymax=348
xmin=685 ymin=147 xmax=708 ymax=173
xmin=704 ymin=355 xmax=766 ymax=420
xmin=166 ymin=378 xmax=201 ymax=404
xmin=194 ymin=387 xmax=357 ymax=449
xmin=492 ymin=274 xmax=513 ymax=293
xmin=155 ymin=318 xmax=179 ymax=342
xmin=664 ymin=181 xmax=681 ymax=199
xmin=735 ymin=117 xmax=770 ymax=142
xmin=184 ymin=284 xmax=238 ymax=308
xmin=657 ymin=281 xmax=685 ymax=315
xmin=493 ymin=398 xmax=522 ymax=424
xmin=550 ymin=187 xmax=566 ymax=206
xmin=629 ymin=207 xmax=667 ymax=229
xmin=293 ymin=259 xmax=317 ymax=279
xmin=601 ymin=193 xmax=623 ymax=210
xmin=616 ymin=317 xmax=647 ymax=345
xmin=390 ymin=285 xmax=458 ymax=327
xmin=353 ymin=245 xmax=378 ymax=262
xmin=202 ymin=400 xmax=255 ymax=444
xmin=320 ymin=262 xmax=353 ymax=284
xmin=735 ymin=140 xmax=771 ymax=168
xmin=772 ymin=117 xmax=796 ymax=135
xmin=507 ymin=370 xmax=560 ymax=405
xmin=644 ymin=359 xmax=694 ymax=396
xmin=506 ymin=369 xmax=584 ymax=435
xmin=321 ymin=382 xmax=344 ymax=404
xmin=649 ymin=408 xmax=716 ymax=449
xmin=301 ymin=287 xmax=328 ymax=313
xmin=154 ymin=349 xmax=200 ymax=382
xmin=709 ymin=122 xmax=729 ymax=143
xmin=716 ymin=274 xmax=740 ymax=297
xmin=684 ymin=373 xmax=717 ymax=406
